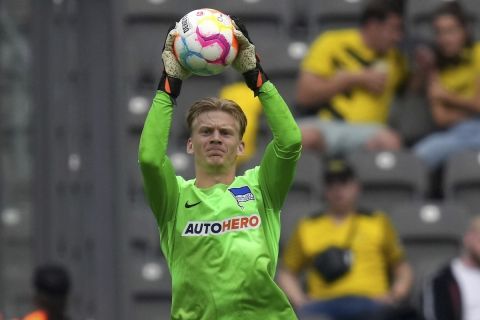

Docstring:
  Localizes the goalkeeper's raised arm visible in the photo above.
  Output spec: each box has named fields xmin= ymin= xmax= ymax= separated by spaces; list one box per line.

xmin=231 ymin=17 xmax=302 ymax=211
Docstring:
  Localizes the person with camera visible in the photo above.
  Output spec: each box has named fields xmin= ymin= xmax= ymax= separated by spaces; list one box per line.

xmin=278 ymin=159 xmax=413 ymax=320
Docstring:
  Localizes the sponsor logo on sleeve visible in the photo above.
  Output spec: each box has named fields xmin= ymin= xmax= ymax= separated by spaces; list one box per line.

xmin=182 ymin=214 xmax=261 ymax=236
xmin=228 ymin=186 xmax=255 ymax=209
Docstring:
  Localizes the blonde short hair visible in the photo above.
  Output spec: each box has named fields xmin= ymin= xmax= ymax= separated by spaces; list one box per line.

xmin=186 ymin=97 xmax=247 ymax=138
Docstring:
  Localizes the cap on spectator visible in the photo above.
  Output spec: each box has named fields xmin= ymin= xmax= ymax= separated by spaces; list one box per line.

xmin=324 ymin=159 xmax=356 ymax=185
xmin=33 ymin=264 xmax=71 ymax=297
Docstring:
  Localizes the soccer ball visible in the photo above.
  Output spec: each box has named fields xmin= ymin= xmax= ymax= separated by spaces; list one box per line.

xmin=173 ymin=8 xmax=238 ymax=76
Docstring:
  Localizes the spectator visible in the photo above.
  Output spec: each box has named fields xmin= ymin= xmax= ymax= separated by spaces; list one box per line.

xmin=296 ymin=0 xmax=407 ymax=156
xmin=422 ymin=215 xmax=480 ymax=320
xmin=413 ymin=2 xmax=480 ymax=170
xmin=278 ymin=159 xmax=413 ymax=320
xmin=23 ymin=264 xmax=71 ymax=320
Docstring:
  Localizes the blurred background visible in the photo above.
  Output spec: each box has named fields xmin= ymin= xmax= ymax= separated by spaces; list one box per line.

xmin=1 ymin=0 xmax=480 ymax=319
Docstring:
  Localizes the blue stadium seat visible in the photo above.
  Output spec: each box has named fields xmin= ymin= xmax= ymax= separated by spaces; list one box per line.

xmin=389 ymin=201 xmax=469 ymax=305
xmin=444 ymin=150 xmax=480 ymax=215
xmin=347 ymin=150 xmax=428 ymax=212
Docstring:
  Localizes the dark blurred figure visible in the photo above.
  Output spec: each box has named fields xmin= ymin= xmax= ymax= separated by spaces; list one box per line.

xmin=23 ymin=264 xmax=71 ymax=320
xmin=413 ymin=1 xmax=480 ymax=171
xmin=422 ymin=215 xmax=480 ymax=320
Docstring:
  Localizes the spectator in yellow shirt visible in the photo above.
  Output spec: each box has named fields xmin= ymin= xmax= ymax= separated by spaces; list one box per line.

xmin=413 ymin=2 xmax=480 ymax=170
xmin=296 ymin=0 xmax=406 ymax=156
xmin=278 ymin=159 xmax=413 ymax=320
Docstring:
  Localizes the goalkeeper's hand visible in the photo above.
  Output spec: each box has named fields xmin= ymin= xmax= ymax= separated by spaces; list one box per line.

xmin=231 ymin=17 xmax=268 ymax=96
xmin=158 ymin=25 xmax=191 ymax=98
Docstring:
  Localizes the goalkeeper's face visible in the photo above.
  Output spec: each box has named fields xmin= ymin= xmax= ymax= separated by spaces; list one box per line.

xmin=187 ymin=110 xmax=245 ymax=171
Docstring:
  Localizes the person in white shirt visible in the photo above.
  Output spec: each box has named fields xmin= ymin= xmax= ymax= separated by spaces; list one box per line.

xmin=423 ymin=216 xmax=480 ymax=320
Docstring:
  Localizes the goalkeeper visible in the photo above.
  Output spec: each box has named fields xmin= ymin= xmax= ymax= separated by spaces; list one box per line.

xmin=138 ymin=19 xmax=302 ymax=320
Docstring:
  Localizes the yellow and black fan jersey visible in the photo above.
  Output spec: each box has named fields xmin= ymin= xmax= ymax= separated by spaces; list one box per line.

xmin=302 ymin=29 xmax=407 ymax=123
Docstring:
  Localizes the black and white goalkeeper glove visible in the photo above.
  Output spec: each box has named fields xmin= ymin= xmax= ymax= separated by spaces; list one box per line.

xmin=158 ymin=25 xmax=191 ymax=99
xmin=231 ymin=17 xmax=268 ymax=96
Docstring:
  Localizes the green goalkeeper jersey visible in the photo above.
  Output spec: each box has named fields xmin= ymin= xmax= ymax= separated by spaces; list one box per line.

xmin=139 ymin=81 xmax=301 ymax=320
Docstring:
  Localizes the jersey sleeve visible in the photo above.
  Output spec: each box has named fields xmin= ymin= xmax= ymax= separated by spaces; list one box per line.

xmin=138 ymin=91 xmax=179 ymax=238
xmin=301 ymin=33 xmax=335 ymax=77
xmin=257 ymin=81 xmax=302 ymax=212
xmin=381 ymin=214 xmax=406 ymax=266
xmin=282 ymin=222 xmax=308 ymax=273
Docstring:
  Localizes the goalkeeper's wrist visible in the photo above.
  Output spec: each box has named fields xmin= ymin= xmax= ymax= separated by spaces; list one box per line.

xmin=242 ymin=65 xmax=268 ymax=96
xmin=158 ymin=71 xmax=182 ymax=99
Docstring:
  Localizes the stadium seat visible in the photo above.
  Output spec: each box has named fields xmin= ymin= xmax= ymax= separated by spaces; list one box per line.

xmin=281 ymin=150 xmax=323 ymax=244
xmin=124 ymin=23 xmax=166 ymax=130
xmin=444 ymin=150 xmax=480 ymax=215
xmin=406 ymin=0 xmax=438 ymax=27
xmin=132 ymin=297 xmax=171 ymax=320
xmin=389 ymin=94 xmax=436 ymax=147
xmin=125 ymin=0 xmax=194 ymax=22
xmin=347 ymin=150 xmax=428 ymax=212
xmin=2 ymin=244 xmax=32 ymax=315
xmin=1 ymin=204 xmax=31 ymax=244
xmin=255 ymin=37 xmax=304 ymax=108
xmin=177 ymin=76 xmax=226 ymax=120
xmin=128 ymin=252 xmax=171 ymax=295
xmin=389 ymin=201 xmax=469 ymax=305
xmin=306 ymin=0 xmax=365 ymax=36
xmin=128 ymin=201 xmax=159 ymax=247
xmin=198 ymin=0 xmax=291 ymax=39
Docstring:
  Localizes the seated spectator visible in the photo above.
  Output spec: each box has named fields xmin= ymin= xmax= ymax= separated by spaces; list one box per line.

xmin=219 ymin=82 xmax=262 ymax=166
xmin=23 ymin=264 xmax=71 ymax=320
xmin=423 ymin=215 xmax=480 ymax=320
xmin=278 ymin=159 xmax=413 ymax=320
xmin=296 ymin=0 xmax=406 ymax=156
xmin=413 ymin=2 xmax=480 ymax=170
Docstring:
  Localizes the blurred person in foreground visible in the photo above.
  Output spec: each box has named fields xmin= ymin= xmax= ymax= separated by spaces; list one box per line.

xmin=138 ymin=18 xmax=302 ymax=320
xmin=413 ymin=1 xmax=480 ymax=171
xmin=23 ymin=264 xmax=70 ymax=320
xmin=423 ymin=215 xmax=480 ymax=320
xmin=296 ymin=0 xmax=406 ymax=156
xmin=278 ymin=159 xmax=414 ymax=320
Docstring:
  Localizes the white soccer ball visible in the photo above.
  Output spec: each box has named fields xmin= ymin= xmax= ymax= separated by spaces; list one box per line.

xmin=173 ymin=8 xmax=238 ymax=76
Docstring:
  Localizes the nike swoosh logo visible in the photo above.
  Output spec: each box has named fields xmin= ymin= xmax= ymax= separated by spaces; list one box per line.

xmin=185 ymin=201 xmax=202 ymax=209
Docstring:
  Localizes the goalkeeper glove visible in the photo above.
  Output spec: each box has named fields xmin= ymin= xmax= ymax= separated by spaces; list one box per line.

xmin=158 ymin=25 xmax=191 ymax=99
xmin=231 ymin=17 xmax=268 ymax=96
